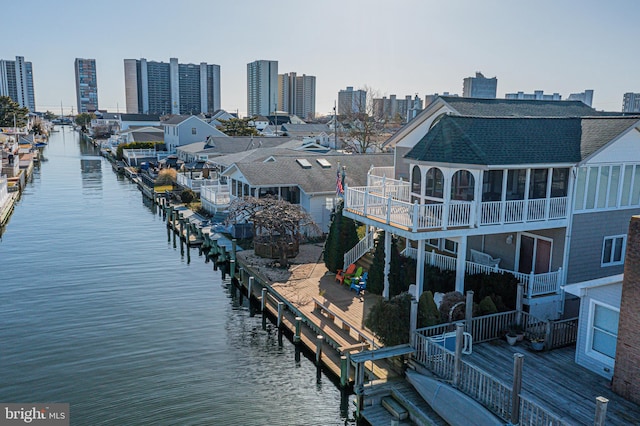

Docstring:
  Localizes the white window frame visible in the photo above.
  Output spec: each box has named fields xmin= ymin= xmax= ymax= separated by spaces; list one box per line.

xmin=443 ymin=239 xmax=458 ymax=254
xmin=601 ymin=235 xmax=626 ymax=267
xmin=585 ymin=299 xmax=619 ymax=367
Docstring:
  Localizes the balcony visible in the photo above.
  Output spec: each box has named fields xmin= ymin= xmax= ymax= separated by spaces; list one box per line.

xmin=344 ymin=182 xmax=568 ymax=233
xmin=403 ymin=247 xmax=562 ymax=298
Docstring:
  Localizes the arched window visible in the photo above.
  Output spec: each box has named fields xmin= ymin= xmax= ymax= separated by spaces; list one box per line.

xmin=411 ymin=166 xmax=422 ymax=195
xmin=451 ymin=170 xmax=475 ymax=201
xmin=425 ymin=167 xmax=444 ymax=198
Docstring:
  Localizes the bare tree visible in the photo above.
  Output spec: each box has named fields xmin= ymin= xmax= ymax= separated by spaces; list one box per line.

xmin=339 ymin=85 xmax=387 ymax=153
xmin=226 ymin=196 xmax=320 ymax=267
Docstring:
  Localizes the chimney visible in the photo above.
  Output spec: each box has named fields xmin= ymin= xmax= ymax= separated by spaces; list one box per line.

xmin=612 ymin=215 xmax=640 ymax=403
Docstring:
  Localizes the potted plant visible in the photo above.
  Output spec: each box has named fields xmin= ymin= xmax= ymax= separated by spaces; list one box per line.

xmin=506 ymin=332 xmax=518 ymax=346
xmin=530 ymin=336 xmax=545 ymax=351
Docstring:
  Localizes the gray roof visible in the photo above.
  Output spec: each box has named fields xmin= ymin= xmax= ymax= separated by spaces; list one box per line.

xmin=131 ymin=130 xmax=164 ymax=142
xmin=440 ymin=96 xmax=620 ymax=117
xmin=203 ymin=136 xmax=297 ymax=153
xmin=281 ymin=123 xmax=331 ymax=134
xmin=120 ymin=113 xmax=161 ymax=122
xmin=405 ymin=115 xmax=640 ymax=165
xmin=163 ymin=115 xmax=192 ymax=125
xmin=229 ymin=153 xmax=394 ymax=194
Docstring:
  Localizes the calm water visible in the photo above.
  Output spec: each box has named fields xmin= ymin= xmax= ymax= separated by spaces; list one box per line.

xmin=0 ymin=127 xmax=354 ymax=425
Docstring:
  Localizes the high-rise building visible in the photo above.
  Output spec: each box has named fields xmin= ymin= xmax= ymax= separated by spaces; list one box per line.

xmin=505 ymin=90 xmax=561 ymax=101
xmin=338 ymin=86 xmax=366 ymax=115
xmin=278 ymin=72 xmax=316 ymax=120
xmin=247 ymin=60 xmax=278 ymax=117
xmin=0 ymin=56 xmax=36 ymax=111
xmin=123 ymin=58 xmax=220 ymax=115
xmin=373 ymin=94 xmax=423 ymax=123
xmin=462 ymin=72 xmax=497 ymax=99
xmin=74 ymin=58 xmax=98 ymax=113
xmin=567 ymin=89 xmax=594 ymax=107
xmin=623 ymin=93 xmax=640 ymax=113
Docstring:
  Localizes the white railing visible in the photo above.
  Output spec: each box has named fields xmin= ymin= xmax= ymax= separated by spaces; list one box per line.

xmin=402 ymin=249 xmax=562 ymax=297
xmin=201 ymin=185 xmax=231 ymax=206
xmin=345 ymin=186 xmax=568 ymax=231
xmin=368 ymin=166 xmax=395 ymax=178
xmin=176 ymin=174 xmax=220 ymax=193
xmin=343 ymin=231 xmax=375 ymax=268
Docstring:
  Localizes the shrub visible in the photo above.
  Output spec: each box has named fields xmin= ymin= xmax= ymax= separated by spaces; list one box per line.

xmin=180 ymin=189 xmax=196 ymax=204
xmin=438 ymin=291 xmax=466 ymax=322
xmin=365 ymin=292 xmax=412 ymax=346
xmin=477 ymin=295 xmax=498 ymax=315
xmin=323 ymin=200 xmax=358 ymax=273
xmin=155 ymin=169 xmax=177 ymax=186
xmin=418 ymin=291 xmax=441 ymax=328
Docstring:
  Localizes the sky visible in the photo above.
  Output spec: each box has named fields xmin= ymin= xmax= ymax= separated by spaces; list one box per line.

xmin=2 ymin=0 xmax=639 ymax=117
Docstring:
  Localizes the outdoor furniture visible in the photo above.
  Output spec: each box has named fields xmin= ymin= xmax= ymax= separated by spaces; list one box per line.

xmin=350 ymin=271 xmax=368 ymax=295
xmin=344 ymin=266 xmax=363 ymax=286
xmin=336 ymin=263 xmax=356 ymax=284
xmin=469 ymin=248 xmax=501 ymax=268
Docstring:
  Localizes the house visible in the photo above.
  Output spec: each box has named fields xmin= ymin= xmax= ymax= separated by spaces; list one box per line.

xmin=163 ymin=115 xmax=227 ymax=152
xmin=119 ymin=114 xmax=161 ymax=131
xmin=175 ymin=136 xmax=298 ymax=163
xmin=342 ymin=98 xmax=640 ymax=324
xmin=222 ymin=152 xmax=393 ymax=232
xmin=564 ymin=214 xmax=640 ymax=385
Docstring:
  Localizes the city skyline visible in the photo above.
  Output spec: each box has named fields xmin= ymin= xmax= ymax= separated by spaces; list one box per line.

xmin=1 ymin=1 xmax=639 ymax=116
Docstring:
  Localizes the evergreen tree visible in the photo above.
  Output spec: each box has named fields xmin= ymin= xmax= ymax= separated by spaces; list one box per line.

xmin=418 ymin=291 xmax=441 ymax=328
xmin=0 ymin=96 xmax=29 ymax=127
xmin=323 ymin=200 xmax=358 ymax=272
xmin=365 ymin=292 xmax=412 ymax=346
xmin=367 ymin=231 xmax=386 ymax=295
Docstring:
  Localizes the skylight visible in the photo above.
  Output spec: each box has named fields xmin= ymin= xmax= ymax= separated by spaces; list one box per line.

xmin=296 ymin=158 xmax=312 ymax=169
xmin=316 ymin=158 xmax=331 ymax=168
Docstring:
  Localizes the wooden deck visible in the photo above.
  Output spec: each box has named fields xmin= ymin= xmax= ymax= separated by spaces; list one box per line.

xmin=466 ymin=339 xmax=640 ymax=425
xmin=236 ymin=244 xmax=399 ymax=383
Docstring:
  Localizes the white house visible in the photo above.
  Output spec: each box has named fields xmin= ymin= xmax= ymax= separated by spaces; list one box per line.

xmin=163 ymin=115 xmax=227 ymax=153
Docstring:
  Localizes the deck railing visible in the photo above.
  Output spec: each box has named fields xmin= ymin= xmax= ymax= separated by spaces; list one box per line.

xmin=344 ymin=185 xmax=568 ymax=230
xmin=414 ymin=317 xmax=573 ymax=426
xmin=519 ymin=394 xmax=568 ymax=426
xmin=401 ymin=248 xmax=562 ymax=297
xmin=201 ymin=185 xmax=231 ymax=207
xmin=547 ymin=317 xmax=579 ymax=349
xmin=343 ymin=230 xmax=375 ymax=269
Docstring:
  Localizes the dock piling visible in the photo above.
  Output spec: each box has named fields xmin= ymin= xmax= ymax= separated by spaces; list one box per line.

xmin=277 ymin=302 xmax=284 ymax=328
xmin=340 ymin=355 xmax=348 ymax=387
xmin=294 ymin=317 xmax=302 ymax=343
xmin=315 ymin=335 xmax=324 ymax=365
xmin=261 ymin=287 xmax=267 ymax=312
xmin=248 ymin=277 xmax=254 ymax=302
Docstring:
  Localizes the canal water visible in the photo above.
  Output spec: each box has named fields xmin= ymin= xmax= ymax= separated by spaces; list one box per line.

xmin=0 ymin=127 xmax=355 ymax=425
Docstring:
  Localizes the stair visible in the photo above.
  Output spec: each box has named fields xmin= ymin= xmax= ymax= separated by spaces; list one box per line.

xmin=356 ymin=251 xmax=374 ymax=272
xmin=382 ymin=396 xmax=408 ymax=420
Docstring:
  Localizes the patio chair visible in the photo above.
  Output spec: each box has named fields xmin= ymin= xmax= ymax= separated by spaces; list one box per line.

xmin=344 ymin=266 xmax=363 ymax=286
xmin=350 ymin=271 xmax=368 ymax=295
xmin=336 ymin=263 xmax=356 ymax=284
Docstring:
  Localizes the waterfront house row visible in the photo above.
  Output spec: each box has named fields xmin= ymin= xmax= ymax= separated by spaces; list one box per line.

xmin=343 ymin=97 xmax=640 ymax=326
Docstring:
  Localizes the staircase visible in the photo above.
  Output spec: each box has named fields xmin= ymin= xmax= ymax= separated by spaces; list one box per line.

xmin=343 ymin=230 xmax=375 ymax=268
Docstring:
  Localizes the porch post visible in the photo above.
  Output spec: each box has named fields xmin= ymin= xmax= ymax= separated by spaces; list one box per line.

xmin=523 ymin=168 xmax=531 ymax=222
xmin=416 ymin=240 xmax=426 ymax=295
xmin=545 ymin=167 xmax=553 ymax=219
xmin=465 ymin=290 xmax=474 ymax=333
xmin=594 ymin=396 xmax=609 ymax=426
xmin=453 ymin=323 xmax=464 ymax=388
xmin=455 ymin=236 xmax=467 ymax=294
xmin=383 ymin=231 xmax=391 ymax=300
xmin=501 ymin=169 xmax=508 ymax=224
xmin=528 ymin=271 xmax=535 ymax=299
xmin=511 ymin=353 xmax=524 ymax=424
xmin=516 ymin=282 xmax=524 ymax=327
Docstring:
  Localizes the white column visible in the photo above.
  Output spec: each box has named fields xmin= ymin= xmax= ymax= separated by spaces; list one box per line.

xmin=416 ymin=240 xmax=425 ymax=295
xmin=383 ymin=232 xmax=391 ymax=300
xmin=455 ymin=236 xmax=467 ymax=293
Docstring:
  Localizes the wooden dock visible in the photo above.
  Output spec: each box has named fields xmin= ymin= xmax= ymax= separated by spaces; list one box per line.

xmin=234 ymin=243 xmax=403 ymax=385
xmin=465 ymin=339 xmax=640 ymax=425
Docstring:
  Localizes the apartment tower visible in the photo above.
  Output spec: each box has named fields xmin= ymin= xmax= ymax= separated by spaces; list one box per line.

xmin=0 ymin=56 xmax=36 ymax=111
xmin=124 ymin=58 xmax=220 ymax=115
xmin=278 ymin=72 xmax=316 ymax=120
xmin=247 ymin=60 xmax=278 ymax=117
xmin=75 ymin=58 xmax=98 ymax=113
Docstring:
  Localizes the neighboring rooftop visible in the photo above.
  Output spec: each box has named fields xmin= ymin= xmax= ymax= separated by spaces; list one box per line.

xmin=439 ymin=96 xmax=618 ymax=117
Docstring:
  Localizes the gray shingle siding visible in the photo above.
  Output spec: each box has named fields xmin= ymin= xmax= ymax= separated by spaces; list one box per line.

xmin=567 ymin=209 xmax=640 ymax=284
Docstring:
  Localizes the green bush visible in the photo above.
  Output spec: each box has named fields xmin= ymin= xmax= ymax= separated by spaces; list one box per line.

xmin=323 ymin=200 xmax=359 ymax=273
xmin=180 ymin=189 xmax=196 ymax=204
xmin=418 ymin=291 xmax=441 ymax=328
xmin=365 ymin=292 xmax=412 ymax=346
xmin=477 ymin=295 xmax=498 ymax=315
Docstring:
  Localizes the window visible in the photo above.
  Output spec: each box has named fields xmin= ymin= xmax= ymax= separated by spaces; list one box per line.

xmin=411 ymin=166 xmax=422 ymax=195
xmin=451 ymin=170 xmax=474 ymax=201
xmin=588 ymin=302 xmax=619 ymax=361
xmin=192 ymin=127 xmax=197 ymax=135
xmin=601 ymin=235 xmax=626 ymax=266
xmin=426 ymin=238 xmax=439 ymax=249
xmin=443 ymin=239 xmax=458 ymax=253
xmin=425 ymin=168 xmax=444 ymax=198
